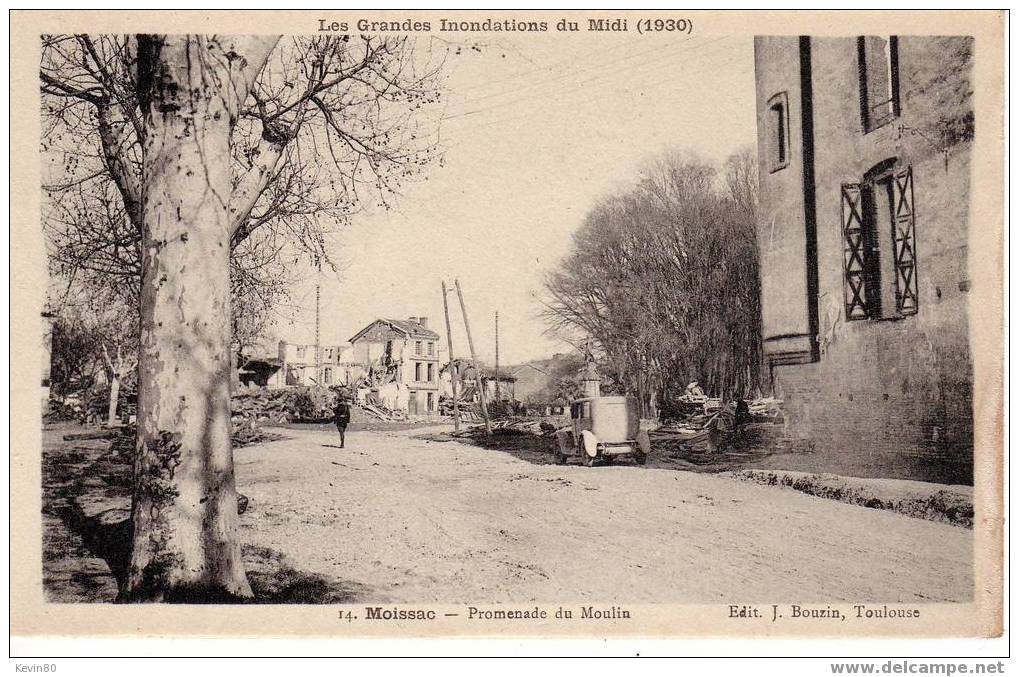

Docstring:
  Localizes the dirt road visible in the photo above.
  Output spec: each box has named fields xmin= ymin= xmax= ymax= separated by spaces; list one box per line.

xmin=235 ymin=426 xmax=972 ymax=604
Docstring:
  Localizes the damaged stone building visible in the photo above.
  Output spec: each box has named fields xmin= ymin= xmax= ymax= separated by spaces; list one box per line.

xmin=279 ymin=340 xmax=352 ymax=387
xmin=349 ymin=317 xmax=442 ymax=416
xmin=755 ymin=36 xmax=974 ymax=483
xmin=237 ymin=340 xmax=356 ymax=388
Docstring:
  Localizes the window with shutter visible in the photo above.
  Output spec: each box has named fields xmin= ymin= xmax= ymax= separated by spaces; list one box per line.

xmin=841 ymin=184 xmax=870 ymax=320
xmin=891 ymin=166 xmax=918 ymax=315
xmin=842 ymin=164 xmax=919 ymax=322
xmin=858 ymin=36 xmax=900 ymax=133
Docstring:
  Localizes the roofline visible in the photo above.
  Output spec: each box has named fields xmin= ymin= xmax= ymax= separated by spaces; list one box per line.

xmin=348 ymin=319 xmax=401 ymax=344
xmin=348 ymin=318 xmax=439 ymax=344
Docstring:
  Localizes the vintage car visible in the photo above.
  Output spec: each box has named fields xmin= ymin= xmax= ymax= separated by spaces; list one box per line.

xmin=554 ymin=395 xmax=651 ymax=466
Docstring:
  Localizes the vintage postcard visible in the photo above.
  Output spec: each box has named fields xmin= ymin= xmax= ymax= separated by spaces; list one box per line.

xmin=9 ymin=9 xmax=1004 ymax=642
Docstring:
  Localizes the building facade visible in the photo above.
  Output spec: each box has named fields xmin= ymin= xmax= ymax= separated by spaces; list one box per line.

xmin=276 ymin=340 xmax=354 ymax=387
xmin=349 ymin=317 xmax=441 ymax=416
xmin=755 ymin=36 xmax=973 ymax=483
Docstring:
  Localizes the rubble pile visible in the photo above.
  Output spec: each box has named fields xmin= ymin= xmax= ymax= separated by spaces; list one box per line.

xmin=449 ymin=417 xmax=558 ymax=440
xmin=231 ymin=417 xmax=286 ymax=448
xmin=358 ymin=392 xmax=405 ymax=422
xmin=90 ymin=420 xmax=284 ymax=455
xmin=230 ymin=385 xmax=340 ymax=424
xmin=438 ymin=395 xmax=483 ymax=424
xmin=651 ymin=394 xmax=785 ymax=455
xmin=747 ymin=396 xmax=784 ymax=422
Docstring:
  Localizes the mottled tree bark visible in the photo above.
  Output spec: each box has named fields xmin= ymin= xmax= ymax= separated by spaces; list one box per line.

xmin=123 ymin=34 xmax=277 ymax=602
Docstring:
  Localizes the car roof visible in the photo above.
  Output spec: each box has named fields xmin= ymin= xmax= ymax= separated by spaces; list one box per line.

xmin=572 ymin=395 xmax=630 ymax=404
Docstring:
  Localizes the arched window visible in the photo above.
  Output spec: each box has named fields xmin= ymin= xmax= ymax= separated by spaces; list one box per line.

xmin=766 ymin=92 xmax=790 ymax=173
xmin=841 ymin=159 xmax=917 ymax=320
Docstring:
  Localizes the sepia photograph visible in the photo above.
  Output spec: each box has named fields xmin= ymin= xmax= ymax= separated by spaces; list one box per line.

xmin=9 ymin=9 xmax=1004 ymax=649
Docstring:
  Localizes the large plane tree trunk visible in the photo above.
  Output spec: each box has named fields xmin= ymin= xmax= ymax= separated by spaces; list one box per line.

xmin=123 ymin=35 xmax=277 ymax=602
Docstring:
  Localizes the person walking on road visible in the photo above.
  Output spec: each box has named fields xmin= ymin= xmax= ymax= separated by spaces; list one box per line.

xmin=333 ymin=396 xmax=351 ymax=449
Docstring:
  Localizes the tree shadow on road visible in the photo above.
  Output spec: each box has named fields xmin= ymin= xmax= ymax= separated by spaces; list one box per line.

xmin=53 ymin=509 xmax=380 ymax=603
xmin=243 ymin=545 xmax=381 ymax=604
xmin=43 ymin=424 xmax=381 ymax=604
xmin=61 ymin=505 xmax=133 ymax=588
xmin=418 ymin=427 xmax=770 ymax=471
xmin=417 ymin=429 xmax=561 ymax=466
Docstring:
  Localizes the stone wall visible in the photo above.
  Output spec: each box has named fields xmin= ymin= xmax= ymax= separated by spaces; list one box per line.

xmin=756 ymin=36 xmax=974 ymax=483
xmin=755 ymin=37 xmax=815 ymax=362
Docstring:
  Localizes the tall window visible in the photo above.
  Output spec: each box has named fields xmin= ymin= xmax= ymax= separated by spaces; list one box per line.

xmin=427 ymin=392 xmax=435 ymax=413
xmin=427 ymin=363 xmax=434 ymax=382
xmin=415 ymin=341 xmax=423 ymax=355
xmin=766 ymin=92 xmax=790 ymax=173
xmin=841 ymin=162 xmax=917 ymax=321
xmin=415 ymin=362 xmax=423 ymax=381
xmin=427 ymin=341 xmax=434 ymax=357
xmin=322 ymin=367 xmax=332 ymax=385
xmin=858 ymin=36 xmax=900 ymax=132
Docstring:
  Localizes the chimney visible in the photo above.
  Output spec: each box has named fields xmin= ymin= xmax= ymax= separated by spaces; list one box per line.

xmin=407 ymin=316 xmax=418 ymax=325
xmin=418 ymin=316 xmax=428 ymax=329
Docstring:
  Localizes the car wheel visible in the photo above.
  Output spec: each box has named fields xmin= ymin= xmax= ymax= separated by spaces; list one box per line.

xmin=554 ymin=439 xmax=568 ymax=465
xmin=580 ymin=431 xmax=599 ymax=467
xmin=637 ymin=430 xmax=652 ymax=457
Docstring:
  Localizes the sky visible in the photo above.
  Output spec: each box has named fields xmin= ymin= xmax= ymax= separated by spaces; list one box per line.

xmin=270 ymin=32 xmax=757 ymax=366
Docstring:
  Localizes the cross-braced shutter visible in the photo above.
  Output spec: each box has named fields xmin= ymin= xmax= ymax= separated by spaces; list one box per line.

xmin=891 ymin=166 xmax=918 ymax=315
xmin=841 ymin=183 xmax=869 ymax=320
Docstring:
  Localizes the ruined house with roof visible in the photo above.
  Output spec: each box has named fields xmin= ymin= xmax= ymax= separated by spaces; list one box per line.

xmin=349 ymin=316 xmax=442 ymax=416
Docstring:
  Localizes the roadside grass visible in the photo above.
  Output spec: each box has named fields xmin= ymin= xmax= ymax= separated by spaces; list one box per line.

xmin=731 ymin=469 xmax=973 ymax=528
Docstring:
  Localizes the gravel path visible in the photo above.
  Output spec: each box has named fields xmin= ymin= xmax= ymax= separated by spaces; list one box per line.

xmin=235 ymin=426 xmax=973 ymax=605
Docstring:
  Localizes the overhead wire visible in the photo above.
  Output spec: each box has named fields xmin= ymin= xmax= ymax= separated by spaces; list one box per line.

xmin=441 ymin=36 xmax=736 ymax=123
xmin=441 ymin=36 xmax=749 ymax=140
xmin=447 ymin=35 xmax=693 ymax=110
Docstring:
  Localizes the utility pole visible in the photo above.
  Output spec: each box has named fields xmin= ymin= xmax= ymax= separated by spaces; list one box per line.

xmin=494 ymin=311 xmax=500 ymax=404
xmin=441 ymin=281 xmax=460 ymax=434
xmin=314 ymin=257 xmax=321 ymax=384
xmin=455 ymin=279 xmax=492 ymax=435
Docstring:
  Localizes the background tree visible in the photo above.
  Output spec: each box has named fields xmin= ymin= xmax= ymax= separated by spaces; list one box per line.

xmin=42 ymin=33 xmax=447 ymax=349
xmin=48 ymin=310 xmax=105 ymax=414
xmin=40 ymin=33 xmax=447 ymax=601
xmin=543 ymin=148 xmax=762 ymax=416
xmin=46 ymin=285 xmax=137 ymax=427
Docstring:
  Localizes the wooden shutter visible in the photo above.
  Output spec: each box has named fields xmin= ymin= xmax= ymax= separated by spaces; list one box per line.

xmin=891 ymin=166 xmax=918 ymax=315
xmin=841 ymin=184 xmax=869 ymax=320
